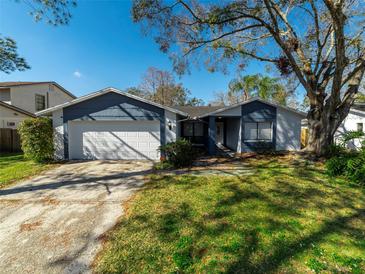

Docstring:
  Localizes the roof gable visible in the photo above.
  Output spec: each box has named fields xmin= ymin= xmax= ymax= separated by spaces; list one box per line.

xmin=36 ymin=87 xmax=188 ymax=116
xmin=0 ymin=81 xmax=76 ymax=99
xmin=200 ymin=97 xmax=306 ymax=118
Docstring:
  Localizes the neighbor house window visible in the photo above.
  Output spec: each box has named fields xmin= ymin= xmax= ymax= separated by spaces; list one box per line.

xmin=244 ymin=122 xmax=272 ymax=141
xmin=0 ymin=89 xmax=11 ymax=102
xmin=357 ymin=123 xmax=364 ymax=132
xmin=35 ymin=94 xmax=46 ymax=111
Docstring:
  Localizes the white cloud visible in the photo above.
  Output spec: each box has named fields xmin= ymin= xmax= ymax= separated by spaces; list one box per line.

xmin=73 ymin=70 xmax=82 ymax=78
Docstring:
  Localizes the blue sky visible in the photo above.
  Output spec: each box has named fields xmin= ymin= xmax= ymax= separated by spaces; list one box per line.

xmin=1 ymin=0 xmax=275 ymax=102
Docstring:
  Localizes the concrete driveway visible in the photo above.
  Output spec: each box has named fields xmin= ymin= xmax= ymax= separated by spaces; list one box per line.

xmin=0 ymin=160 xmax=153 ymax=274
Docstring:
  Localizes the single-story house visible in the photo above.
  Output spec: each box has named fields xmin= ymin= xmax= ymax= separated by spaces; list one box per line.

xmin=36 ymin=87 xmax=306 ymax=160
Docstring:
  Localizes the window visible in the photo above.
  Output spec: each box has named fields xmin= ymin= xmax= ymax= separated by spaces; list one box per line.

xmin=194 ymin=122 xmax=204 ymax=136
xmin=183 ymin=123 xmax=194 ymax=137
xmin=35 ymin=94 xmax=45 ymax=111
xmin=258 ymin=122 xmax=272 ymax=140
xmin=244 ymin=122 xmax=258 ymax=140
xmin=357 ymin=123 xmax=364 ymax=132
xmin=183 ymin=122 xmax=204 ymax=137
xmin=244 ymin=122 xmax=272 ymax=141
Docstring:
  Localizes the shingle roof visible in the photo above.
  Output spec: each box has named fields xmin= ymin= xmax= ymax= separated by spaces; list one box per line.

xmin=173 ymin=105 xmax=223 ymax=117
xmin=0 ymin=81 xmax=76 ymax=99
xmin=0 ymin=81 xmax=50 ymax=87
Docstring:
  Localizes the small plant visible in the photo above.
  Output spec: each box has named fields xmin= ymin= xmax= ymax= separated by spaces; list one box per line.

xmin=325 ymin=155 xmax=349 ymax=176
xmin=340 ymin=130 xmax=364 ymax=148
xmin=153 ymin=161 xmax=174 ymax=170
xmin=18 ymin=117 xmax=54 ymax=162
xmin=306 ymin=258 xmax=327 ymax=273
xmin=159 ymin=139 xmax=198 ymax=168
xmin=173 ymin=236 xmax=194 ymax=270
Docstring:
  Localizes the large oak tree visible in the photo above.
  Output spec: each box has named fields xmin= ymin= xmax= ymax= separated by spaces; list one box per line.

xmin=132 ymin=0 xmax=365 ymax=155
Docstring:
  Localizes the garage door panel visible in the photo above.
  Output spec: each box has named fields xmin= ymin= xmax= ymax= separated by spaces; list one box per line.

xmin=69 ymin=121 xmax=160 ymax=160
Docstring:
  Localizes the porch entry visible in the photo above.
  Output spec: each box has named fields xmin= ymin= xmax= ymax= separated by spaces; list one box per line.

xmin=216 ymin=122 xmax=224 ymax=144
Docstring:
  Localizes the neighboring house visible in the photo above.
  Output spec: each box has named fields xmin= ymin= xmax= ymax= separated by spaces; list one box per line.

xmin=334 ymin=103 xmax=365 ymax=149
xmin=37 ymin=87 xmax=305 ymax=161
xmin=0 ymin=82 xmax=76 ymax=128
xmin=0 ymin=101 xmax=36 ymax=128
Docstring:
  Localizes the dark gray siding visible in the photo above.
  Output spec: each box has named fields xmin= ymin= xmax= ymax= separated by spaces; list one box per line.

xmin=241 ymin=101 xmax=277 ymax=152
xmin=62 ymin=92 xmax=165 ymax=159
xmin=63 ymin=92 xmax=163 ymax=121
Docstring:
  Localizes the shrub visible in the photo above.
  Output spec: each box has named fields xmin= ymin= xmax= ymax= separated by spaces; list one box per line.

xmin=18 ymin=117 xmax=54 ymax=162
xmin=345 ymin=154 xmax=365 ymax=184
xmin=326 ymin=152 xmax=365 ymax=185
xmin=325 ymin=144 xmax=346 ymax=158
xmin=325 ymin=155 xmax=349 ymax=176
xmin=159 ymin=139 xmax=197 ymax=168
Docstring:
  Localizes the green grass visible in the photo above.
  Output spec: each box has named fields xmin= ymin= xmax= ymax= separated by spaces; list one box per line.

xmin=0 ymin=153 xmax=56 ymax=188
xmin=94 ymin=155 xmax=365 ymax=273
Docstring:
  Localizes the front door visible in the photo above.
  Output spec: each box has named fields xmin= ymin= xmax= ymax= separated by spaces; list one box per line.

xmin=216 ymin=122 xmax=224 ymax=145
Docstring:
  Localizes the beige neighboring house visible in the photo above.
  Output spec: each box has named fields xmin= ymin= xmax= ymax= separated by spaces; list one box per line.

xmin=0 ymin=101 xmax=36 ymax=128
xmin=0 ymin=82 xmax=76 ymax=128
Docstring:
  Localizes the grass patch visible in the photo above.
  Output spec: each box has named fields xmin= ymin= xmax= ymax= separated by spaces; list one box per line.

xmin=95 ymin=155 xmax=365 ymax=273
xmin=0 ymin=153 xmax=56 ymax=188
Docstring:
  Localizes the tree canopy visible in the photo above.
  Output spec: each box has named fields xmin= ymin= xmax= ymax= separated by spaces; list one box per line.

xmin=126 ymin=67 xmax=204 ymax=106
xmin=0 ymin=0 xmax=76 ymax=74
xmin=132 ymin=0 xmax=365 ymax=154
xmin=211 ymin=74 xmax=297 ymax=107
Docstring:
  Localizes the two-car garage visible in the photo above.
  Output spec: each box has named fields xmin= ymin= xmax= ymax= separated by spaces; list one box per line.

xmin=68 ymin=120 xmax=161 ymax=160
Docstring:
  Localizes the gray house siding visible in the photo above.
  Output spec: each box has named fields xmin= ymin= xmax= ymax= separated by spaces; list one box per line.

xmin=241 ymin=101 xmax=277 ymax=152
xmin=62 ymin=92 xmax=165 ymax=159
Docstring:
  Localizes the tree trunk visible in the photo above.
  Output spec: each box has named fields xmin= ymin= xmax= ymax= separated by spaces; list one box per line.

xmin=305 ymin=118 xmax=335 ymax=155
xmin=305 ymin=97 xmax=349 ymax=156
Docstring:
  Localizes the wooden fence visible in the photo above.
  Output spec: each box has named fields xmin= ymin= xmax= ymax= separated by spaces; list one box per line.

xmin=301 ymin=128 xmax=309 ymax=148
xmin=0 ymin=128 xmax=22 ymax=153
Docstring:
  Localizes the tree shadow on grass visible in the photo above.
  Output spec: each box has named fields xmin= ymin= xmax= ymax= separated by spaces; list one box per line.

xmin=227 ymin=208 xmax=365 ymax=273
xmin=98 ymin=157 xmax=365 ymax=273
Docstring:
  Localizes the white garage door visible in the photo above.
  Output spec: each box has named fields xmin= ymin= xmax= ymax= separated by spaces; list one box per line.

xmin=68 ymin=120 xmax=160 ymax=160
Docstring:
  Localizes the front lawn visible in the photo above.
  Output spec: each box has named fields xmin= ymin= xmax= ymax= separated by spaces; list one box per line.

xmin=95 ymin=155 xmax=365 ymax=273
xmin=0 ymin=153 xmax=56 ymax=188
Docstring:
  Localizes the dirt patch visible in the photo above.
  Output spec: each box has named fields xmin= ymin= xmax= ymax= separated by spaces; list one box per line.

xmin=19 ymin=220 xmax=43 ymax=232
xmin=41 ymin=197 xmax=61 ymax=206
